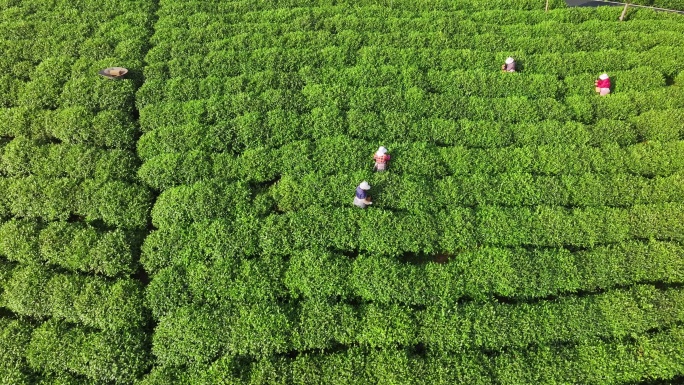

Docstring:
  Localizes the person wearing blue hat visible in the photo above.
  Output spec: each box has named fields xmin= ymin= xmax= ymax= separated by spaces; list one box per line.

xmin=353 ymin=181 xmax=372 ymax=208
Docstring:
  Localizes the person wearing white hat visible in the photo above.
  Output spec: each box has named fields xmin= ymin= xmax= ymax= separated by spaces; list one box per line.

xmin=501 ymin=57 xmax=516 ymax=72
xmin=373 ymin=146 xmax=391 ymax=172
xmin=595 ymin=73 xmax=611 ymax=96
xmin=354 ymin=181 xmax=372 ymax=208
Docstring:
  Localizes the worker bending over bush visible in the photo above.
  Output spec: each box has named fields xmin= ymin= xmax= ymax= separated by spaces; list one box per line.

xmin=595 ymin=73 xmax=611 ymax=96
xmin=354 ymin=181 xmax=372 ymax=208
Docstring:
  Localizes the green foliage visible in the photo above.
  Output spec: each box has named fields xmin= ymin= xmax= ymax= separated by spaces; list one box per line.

xmin=186 ymin=255 xmax=285 ymax=307
xmin=1 ymin=264 xmax=53 ymax=317
xmin=79 ymin=179 xmax=152 ymax=229
xmin=0 ymin=219 xmax=41 ymax=264
xmin=0 ymin=319 xmax=36 ymax=385
xmin=0 ymin=318 xmax=34 ymax=364
xmin=2 ymin=265 xmax=146 ymax=330
xmin=2 ymin=177 xmax=150 ymax=228
xmin=284 ymin=249 xmax=353 ymax=299
xmin=422 ymin=285 xmax=684 ymax=352
xmin=631 ymin=109 xmax=684 ymax=142
xmin=1 ymin=137 xmax=139 ymax=181
xmin=143 ymin=238 xmax=684 ymax=315
xmin=293 ymin=299 xmax=357 ymax=350
xmin=137 ymin=121 xmax=233 ymax=161
xmin=90 ymin=110 xmax=138 ymax=149
xmin=178 ymin=321 xmax=684 ymax=383
xmin=0 ymin=220 xmax=138 ymax=277
xmin=151 ymin=180 xmax=252 ymax=228
xmin=26 ymin=320 xmax=151 ymax=383
xmin=136 ymin=134 xmax=684 ymax=190
xmin=265 ymin=170 xmax=684 ymax=213
xmin=51 ymin=106 xmax=139 ymax=149
xmin=141 ymin=218 xmax=260 ymax=275
xmin=0 ymin=75 xmax=23 ymax=108
xmin=8 ymin=1 xmax=684 ymax=384
xmin=18 ymin=76 xmax=63 ymax=110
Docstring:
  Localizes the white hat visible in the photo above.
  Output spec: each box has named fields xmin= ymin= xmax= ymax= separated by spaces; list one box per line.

xmin=505 ymin=57 xmax=514 ymax=64
xmin=599 ymin=73 xmax=609 ymax=80
xmin=359 ymin=181 xmax=371 ymax=190
xmin=375 ymin=146 xmax=387 ymax=156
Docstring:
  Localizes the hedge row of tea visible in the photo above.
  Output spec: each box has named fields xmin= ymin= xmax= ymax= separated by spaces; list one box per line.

xmin=145 ymin=284 xmax=684 ymax=362
xmin=147 ymin=191 xmax=684 ymax=252
xmin=137 ymin=0 xmax=684 ymax=384
xmin=143 ymin=240 xmax=684 ymax=303
xmin=141 ymin=325 xmax=684 ymax=385
xmin=0 ymin=0 xmax=153 ymax=383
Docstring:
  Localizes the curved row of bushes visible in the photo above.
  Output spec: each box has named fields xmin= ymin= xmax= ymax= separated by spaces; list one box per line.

xmin=143 ymin=240 xmax=684 ymax=311
xmin=143 ymin=324 xmax=684 ymax=385
xmin=150 ymin=284 xmax=684 ymax=364
xmin=136 ymin=96 xmax=684 ymax=159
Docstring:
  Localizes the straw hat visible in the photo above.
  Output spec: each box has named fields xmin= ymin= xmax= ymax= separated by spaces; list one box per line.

xmin=375 ymin=146 xmax=387 ymax=156
xmin=99 ymin=67 xmax=128 ymax=78
xmin=599 ymin=73 xmax=609 ymax=80
xmin=505 ymin=57 xmax=515 ymax=64
xmin=359 ymin=181 xmax=371 ymax=190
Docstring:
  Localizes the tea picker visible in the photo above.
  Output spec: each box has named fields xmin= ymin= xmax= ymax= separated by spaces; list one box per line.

xmin=98 ymin=67 xmax=128 ymax=80
xmin=594 ymin=73 xmax=611 ymax=96
xmin=501 ymin=57 xmax=516 ymax=72
xmin=373 ymin=146 xmax=390 ymax=172
xmin=353 ymin=181 xmax=372 ymax=208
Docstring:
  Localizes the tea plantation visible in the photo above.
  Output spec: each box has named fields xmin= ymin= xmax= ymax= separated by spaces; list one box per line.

xmin=2 ymin=0 xmax=684 ymax=383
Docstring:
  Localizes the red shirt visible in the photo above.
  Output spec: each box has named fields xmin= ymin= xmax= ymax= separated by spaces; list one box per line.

xmin=596 ymin=78 xmax=611 ymax=88
xmin=374 ymin=154 xmax=390 ymax=164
